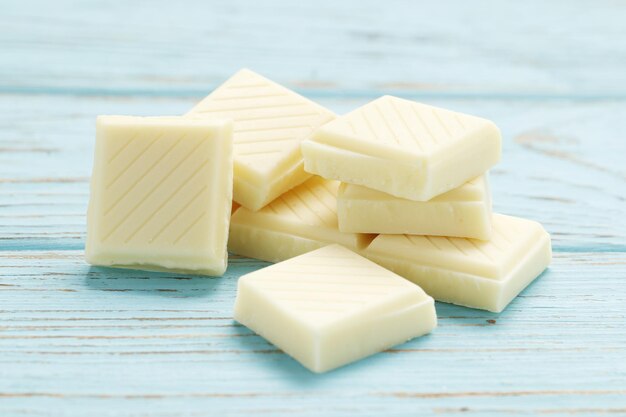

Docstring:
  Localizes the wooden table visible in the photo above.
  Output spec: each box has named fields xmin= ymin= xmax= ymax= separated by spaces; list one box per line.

xmin=1 ymin=1 xmax=625 ymax=415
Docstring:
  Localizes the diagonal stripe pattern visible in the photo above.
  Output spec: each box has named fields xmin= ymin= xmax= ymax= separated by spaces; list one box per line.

xmin=264 ymin=177 xmax=339 ymax=228
xmin=317 ymin=95 xmax=489 ymax=155
xmin=186 ymin=69 xmax=335 ymax=176
xmin=99 ymin=131 xmax=214 ymax=246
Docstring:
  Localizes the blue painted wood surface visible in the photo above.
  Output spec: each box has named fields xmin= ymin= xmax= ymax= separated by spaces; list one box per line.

xmin=1 ymin=1 xmax=625 ymax=416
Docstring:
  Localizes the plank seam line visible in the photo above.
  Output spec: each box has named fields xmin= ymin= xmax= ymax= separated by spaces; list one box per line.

xmin=3 ymin=389 xmax=623 ymax=399
xmin=5 ymin=86 xmax=626 ymax=101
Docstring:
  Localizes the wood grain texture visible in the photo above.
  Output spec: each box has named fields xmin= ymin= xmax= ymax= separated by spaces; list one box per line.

xmin=1 ymin=0 xmax=625 ymax=415
xmin=1 ymin=0 xmax=626 ymax=98
xmin=1 ymin=95 xmax=624 ymax=252
xmin=0 ymin=251 xmax=625 ymax=416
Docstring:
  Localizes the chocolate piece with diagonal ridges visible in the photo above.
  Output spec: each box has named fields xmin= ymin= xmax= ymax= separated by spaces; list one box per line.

xmin=302 ymin=95 xmax=501 ymax=201
xmin=86 ymin=116 xmax=233 ymax=275
xmin=364 ymin=214 xmax=552 ymax=312
xmin=234 ymin=244 xmax=437 ymax=373
xmin=187 ymin=69 xmax=335 ymax=210
xmin=228 ymin=176 xmax=374 ymax=263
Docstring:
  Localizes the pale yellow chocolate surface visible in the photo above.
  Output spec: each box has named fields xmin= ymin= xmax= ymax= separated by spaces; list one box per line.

xmin=228 ymin=176 xmax=374 ymax=263
xmin=85 ymin=116 xmax=233 ymax=276
xmin=302 ymin=95 xmax=501 ymax=201
xmin=234 ymin=244 xmax=437 ymax=373
xmin=364 ymin=214 xmax=552 ymax=312
xmin=338 ymin=175 xmax=492 ymax=239
xmin=186 ymin=69 xmax=335 ymax=210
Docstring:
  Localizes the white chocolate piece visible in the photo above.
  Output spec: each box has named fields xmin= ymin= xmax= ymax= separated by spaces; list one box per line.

xmin=228 ymin=176 xmax=375 ymax=262
xmin=302 ymin=95 xmax=501 ymax=201
xmin=338 ymin=175 xmax=493 ymax=240
xmin=234 ymin=244 xmax=437 ymax=373
xmin=186 ymin=69 xmax=335 ymax=210
xmin=86 ymin=116 xmax=233 ymax=276
xmin=363 ymin=214 xmax=551 ymax=312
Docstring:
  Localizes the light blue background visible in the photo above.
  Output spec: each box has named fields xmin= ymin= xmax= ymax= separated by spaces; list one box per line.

xmin=0 ymin=1 xmax=625 ymax=416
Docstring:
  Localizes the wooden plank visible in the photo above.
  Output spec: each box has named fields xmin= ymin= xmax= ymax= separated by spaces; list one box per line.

xmin=1 ymin=95 xmax=624 ymax=251
xmin=0 ymin=250 xmax=624 ymax=416
xmin=1 ymin=2 xmax=625 ymax=415
xmin=1 ymin=0 xmax=626 ymax=97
